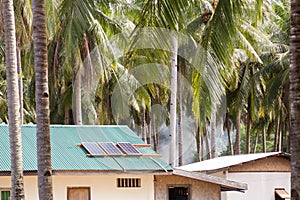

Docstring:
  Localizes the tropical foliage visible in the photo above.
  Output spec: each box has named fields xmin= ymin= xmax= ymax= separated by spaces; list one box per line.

xmin=0 ymin=0 xmax=292 ymax=164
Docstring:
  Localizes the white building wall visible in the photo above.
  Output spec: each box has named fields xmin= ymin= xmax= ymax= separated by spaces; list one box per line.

xmin=0 ymin=174 xmax=154 ymax=200
xmin=223 ymin=172 xmax=290 ymax=200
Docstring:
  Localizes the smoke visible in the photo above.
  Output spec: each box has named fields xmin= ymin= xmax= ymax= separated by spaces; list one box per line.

xmin=73 ymin=27 xmax=229 ymax=165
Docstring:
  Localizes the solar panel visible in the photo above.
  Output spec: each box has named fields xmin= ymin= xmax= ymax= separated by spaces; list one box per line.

xmin=82 ymin=142 xmax=106 ymax=156
xmin=117 ymin=142 xmax=141 ymax=155
xmin=99 ymin=142 xmax=123 ymax=155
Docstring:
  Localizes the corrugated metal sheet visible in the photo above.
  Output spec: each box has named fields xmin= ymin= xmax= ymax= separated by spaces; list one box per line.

xmin=177 ymin=152 xmax=282 ymax=172
xmin=0 ymin=125 xmax=171 ymax=172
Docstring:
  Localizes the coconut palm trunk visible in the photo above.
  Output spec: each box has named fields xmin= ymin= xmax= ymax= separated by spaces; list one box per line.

xmin=246 ymin=99 xmax=252 ymax=154
xmin=225 ymin=114 xmax=234 ymax=155
xmin=16 ymin=45 xmax=23 ymax=124
xmin=74 ymin=65 xmax=82 ymax=125
xmin=169 ymin=32 xmax=178 ymax=167
xmin=262 ymin=126 xmax=266 ymax=153
xmin=290 ymin=0 xmax=300 ymax=198
xmin=210 ymin=111 xmax=217 ymax=158
xmin=195 ymin=126 xmax=201 ymax=161
xmin=177 ymin=60 xmax=183 ymax=166
xmin=32 ymin=0 xmax=53 ymax=199
xmin=235 ymin=111 xmax=241 ymax=154
xmin=253 ymin=132 xmax=259 ymax=153
xmin=2 ymin=0 xmax=25 ymax=199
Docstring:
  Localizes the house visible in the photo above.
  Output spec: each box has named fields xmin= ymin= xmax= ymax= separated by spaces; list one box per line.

xmin=177 ymin=152 xmax=291 ymax=200
xmin=0 ymin=125 xmax=246 ymax=200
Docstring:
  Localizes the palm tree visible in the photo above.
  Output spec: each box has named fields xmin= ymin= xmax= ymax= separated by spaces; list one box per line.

xmin=47 ymin=0 xmax=122 ymax=125
xmin=290 ymin=0 xmax=300 ymax=198
xmin=2 ymin=0 xmax=25 ymax=198
xmin=32 ymin=0 xmax=53 ymax=198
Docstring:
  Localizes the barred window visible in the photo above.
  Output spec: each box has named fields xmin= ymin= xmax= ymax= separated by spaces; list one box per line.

xmin=117 ymin=178 xmax=141 ymax=188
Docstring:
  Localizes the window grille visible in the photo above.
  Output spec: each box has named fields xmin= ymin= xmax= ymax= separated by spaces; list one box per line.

xmin=117 ymin=178 xmax=141 ymax=188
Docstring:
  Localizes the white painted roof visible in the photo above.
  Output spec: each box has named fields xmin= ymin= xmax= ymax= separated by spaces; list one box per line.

xmin=177 ymin=152 xmax=282 ymax=172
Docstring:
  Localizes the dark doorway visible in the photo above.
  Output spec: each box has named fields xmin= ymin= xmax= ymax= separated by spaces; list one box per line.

xmin=168 ymin=187 xmax=189 ymax=200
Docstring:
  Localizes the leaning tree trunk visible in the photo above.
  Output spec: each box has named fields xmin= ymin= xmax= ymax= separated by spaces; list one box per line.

xmin=32 ymin=0 xmax=53 ymax=199
xmin=274 ymin=115 xmax=280 ymax=152
xmin=2 ymin=0 xmax=25 ymax=199
xmin=290 ymin=1 xmax=300 ymax=198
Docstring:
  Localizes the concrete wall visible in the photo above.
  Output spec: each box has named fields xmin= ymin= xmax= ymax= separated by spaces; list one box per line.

xmin=222 ymin=172 xmax=290 ymax=200
xmin=155 ymin=175 xmax=220 ymax=200
xmin=0 ymin=174 xmax=154 ymax=200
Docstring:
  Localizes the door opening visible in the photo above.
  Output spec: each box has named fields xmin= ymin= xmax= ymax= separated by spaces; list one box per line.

xmin=168 ymin=186 xmax=189 ymax=200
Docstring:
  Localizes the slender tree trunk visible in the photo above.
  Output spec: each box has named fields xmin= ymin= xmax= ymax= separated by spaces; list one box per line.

xmin=52 ymin=40 xmax=60 ymax=90
xmin=290 ymin=1 xmax=300 ymax=197
xmin=226 ymin=116 xmax=234 ymax=155
xmin=169 ymin=32 xmax=178 ymax=167
xmin=278 ymin=127 xmax=282 ymax=152
xmin=16 ymin=45 xmax=23 ymax=124
xmin=82 ymin=33 xmax=97 ymax=124
xmin=75 ymin=68 xmax=82 ymax=125
xmin=141 ymin=107 xmax=147 ymax=142
xmin=32 ymin=0 xmax=53 ymax=198
xmin=104 ymin=90 xmax=111 ymax=124
xmin=204 ymin=126 xmax=211 ymax=159
xmin=152 ymin=115 xmax=158 ymax=152
xmin=210 ymin=111 xmax=217 ymax=158
xmin=201 ymin=132 xmax=204 ymax=161
xmin=246 ymin=100 xmax=251 ymax=154
xmin=235 ymin=111 xmax=241 ymax=154
xmin=64 ymin=106 xmax=70 ymax=125
xmin=195 ymin=126 xmax=201 ymax=162
xmin=146 ymin=115 xmax=151 ymax=145
xmin=253 ymin=132 xmax=259 ymax=153
xmin=274 ymin=115 xmax=280 ymax=152
xmin=178 ymin=61 xmax=183 ymax=166
xmin=2 ymin=0 xmax=25 ymax=198
xmin=262 ymin=126 xmax=266 ymax=153
xmin=83 ymin=33 xmax=94 ymax=92
xmin=147 ymin=125 xmax=151 ymax=144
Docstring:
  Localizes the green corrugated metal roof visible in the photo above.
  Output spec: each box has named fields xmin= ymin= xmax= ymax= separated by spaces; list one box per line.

xmin=0 ymin=125 xmax=172 ymax=172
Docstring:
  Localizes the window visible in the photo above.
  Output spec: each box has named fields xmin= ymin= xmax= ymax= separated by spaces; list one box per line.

xmin=67 ymin=187 xmax=90 ymax=200
xmin=0 ymin=189 xmax=10 ymax=200
xmin=117 ymin=178 xmax=141 ymax=188
xmin=168 ymin=186 xmax=189 ymax=200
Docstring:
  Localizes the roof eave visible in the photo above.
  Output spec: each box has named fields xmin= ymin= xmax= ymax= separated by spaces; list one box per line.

xmin=172 ymin=169 xmax=247 ymax=191
xmin=0 ymin=170 xmax=172 ymax=176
